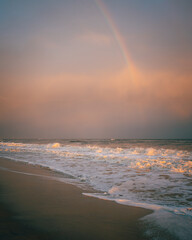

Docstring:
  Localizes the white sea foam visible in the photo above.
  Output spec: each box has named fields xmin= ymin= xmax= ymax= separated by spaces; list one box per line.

xmin=0 ymin=139 xmax=192 ymax=239
xmin=141 ymin=209 xmax=192 ymax=240
xmin=0 ymin=140 xmax=192 ymax=211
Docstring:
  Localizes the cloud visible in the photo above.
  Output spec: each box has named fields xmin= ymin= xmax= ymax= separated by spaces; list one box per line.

xmin=0 ymin=60 xmax=192 ymax=138
xmin=100 ymin=63 xmax=192 ymax=120
xmin=80 ymin=32 xmax=112 ymax=46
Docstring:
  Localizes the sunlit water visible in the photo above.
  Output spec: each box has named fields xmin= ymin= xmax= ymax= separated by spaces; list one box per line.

xmin=0 ymin=139 xmax=192 ymax=239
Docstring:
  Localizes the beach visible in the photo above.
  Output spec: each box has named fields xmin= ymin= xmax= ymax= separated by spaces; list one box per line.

xmin=0 ymin=157 xmax=152 ymax=240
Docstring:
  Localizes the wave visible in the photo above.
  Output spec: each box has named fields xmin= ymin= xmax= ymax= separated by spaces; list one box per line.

xmin=1 ymin=139 xmax=192 ymax=240
xmin=0 ymin=140 xmax=192 ymax=212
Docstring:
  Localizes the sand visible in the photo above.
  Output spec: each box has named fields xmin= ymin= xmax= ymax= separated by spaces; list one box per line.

xmin=0 ymin=157 xmax=152 ymax=240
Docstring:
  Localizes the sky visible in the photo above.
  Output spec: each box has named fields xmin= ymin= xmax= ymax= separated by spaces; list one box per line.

xmin=0 ymin=0 xmax=192 ymax=139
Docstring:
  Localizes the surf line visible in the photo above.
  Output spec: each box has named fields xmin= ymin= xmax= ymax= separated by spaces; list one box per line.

xmin=0 ymin=166 xmax=72 ymax=182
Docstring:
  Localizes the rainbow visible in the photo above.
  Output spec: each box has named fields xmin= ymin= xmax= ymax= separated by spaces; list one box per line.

xmin=95 ymin=0 xmax=133 ymax=68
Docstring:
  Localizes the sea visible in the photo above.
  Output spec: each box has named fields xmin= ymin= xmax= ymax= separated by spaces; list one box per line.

xmin=0 ymin=139 xmax=192 ymax=240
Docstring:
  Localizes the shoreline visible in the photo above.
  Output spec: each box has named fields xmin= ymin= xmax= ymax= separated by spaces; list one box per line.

xmin=0 ymin=157 xmax=152 ymax=240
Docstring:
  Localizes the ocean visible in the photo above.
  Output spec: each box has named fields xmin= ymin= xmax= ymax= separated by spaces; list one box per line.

xmin=0 ymin=139 xmax=192 ymax=239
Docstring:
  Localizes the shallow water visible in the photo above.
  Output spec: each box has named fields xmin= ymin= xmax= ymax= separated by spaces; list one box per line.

xmin=0 ymin=139 xmax=192 ymax=239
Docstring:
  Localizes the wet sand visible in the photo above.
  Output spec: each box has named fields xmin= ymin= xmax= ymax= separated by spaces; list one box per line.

xmin=0 ymin=157 xmax=152 ymax=240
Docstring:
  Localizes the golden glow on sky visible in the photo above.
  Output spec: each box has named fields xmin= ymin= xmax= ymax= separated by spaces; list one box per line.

xmin=0 ymin=0 xmax=192 ymax=138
